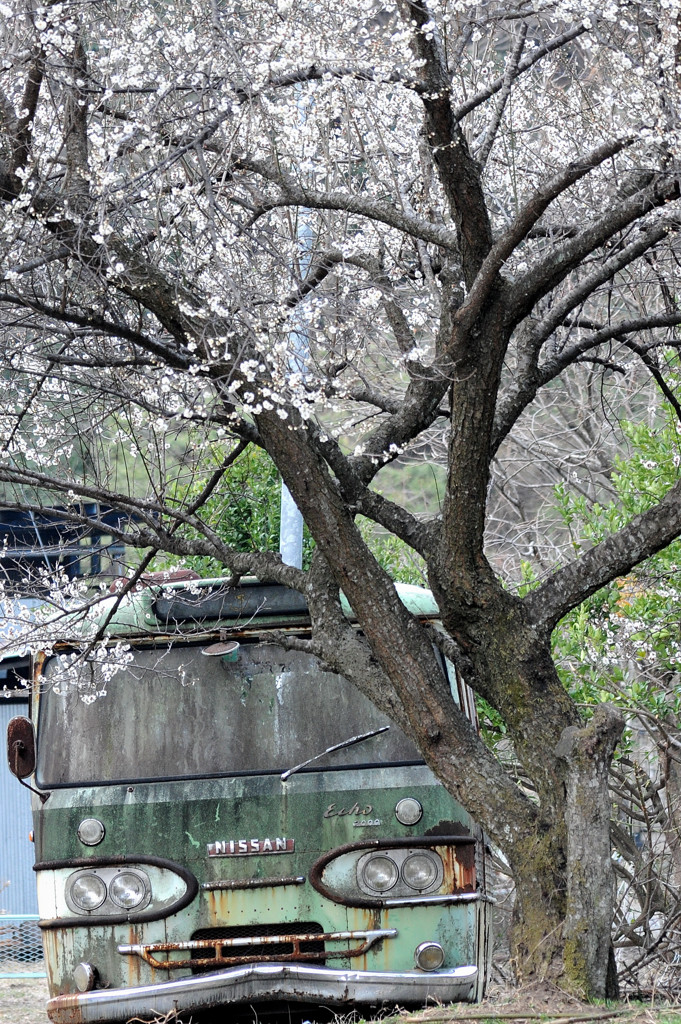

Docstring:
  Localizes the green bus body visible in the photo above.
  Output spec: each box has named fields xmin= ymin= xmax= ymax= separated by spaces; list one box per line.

xmin=17 ymin=579 xmax=490 ymax=1023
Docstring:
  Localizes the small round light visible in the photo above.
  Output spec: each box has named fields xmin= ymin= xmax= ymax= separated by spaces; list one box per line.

xmin=395 ymin=798 xmax=423 ymax=826
xmin=402 ymin=852 xmax=440 ymax=891
xmin=69 ymin=873 xmax=107 ymax=912
xmin=361 ymin=855 xmax=399 ymax=893
xmin=77 ymin=818 xmax=105 ymax=847
xmin=414 ymin=941 xmax=445 ymax=971
xmin=109 ymin=871 xmax=147 ymax=910
xmin=74 ymin=962 xmax=97 ymax=992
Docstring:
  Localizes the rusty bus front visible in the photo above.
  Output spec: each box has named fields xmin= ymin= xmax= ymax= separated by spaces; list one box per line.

xmin=9 ymin=579 xmax=490 ymax=1023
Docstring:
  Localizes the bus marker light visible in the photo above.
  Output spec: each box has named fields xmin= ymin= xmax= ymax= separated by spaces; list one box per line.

xmin=77 ymin=818 xmax=105 ymax=846
xmin=395 ymin=798 xmax=422 ymax=825
xmin=414 ymin=941 xmax=445 ymax=971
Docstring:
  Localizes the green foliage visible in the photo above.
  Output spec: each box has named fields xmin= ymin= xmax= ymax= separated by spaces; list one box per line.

xmin=552 ymin=411 xmax=681 ymax=728
xmin=161 ymin=445 xmax=430 ymax=586
xmin=161 ymin=444 xmax=315 ymax=574
xmin=357 ymin=517 xmax=427 ymax=586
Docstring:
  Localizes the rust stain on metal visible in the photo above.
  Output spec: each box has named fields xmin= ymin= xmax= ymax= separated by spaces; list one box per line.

xmin=424 ymin=819 xmax=471 ymax=837
xmin=437 ymin=843 xmax=476 ymax=893
xmin=205 ymin=889 xmax=229 ymax=925
xmin=121 ymin=929 xmax=392 ymax=971
xmin=127 ymin=926 xmax=138 ymax=988
xmin=46 ymin=993 xmax=85 ymax=1024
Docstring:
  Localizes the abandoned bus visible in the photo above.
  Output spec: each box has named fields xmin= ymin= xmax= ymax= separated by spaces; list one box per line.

xmin=7 ymin=577 xmax=490 ymax=1023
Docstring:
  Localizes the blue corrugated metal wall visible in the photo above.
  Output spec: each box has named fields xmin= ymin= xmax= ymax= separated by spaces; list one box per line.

xmin=0 ymin=701 xmax=37 ymax=914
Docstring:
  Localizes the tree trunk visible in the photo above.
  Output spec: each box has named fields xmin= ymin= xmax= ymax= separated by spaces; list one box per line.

xmin=555 ymin=705 xmax=623 ymax=997
xmin=506 ymin=705 xmax=623 ymax=998
xmin=432 ymin=578 xmax=624 ymax=998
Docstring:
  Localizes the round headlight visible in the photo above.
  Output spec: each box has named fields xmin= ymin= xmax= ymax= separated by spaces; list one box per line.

xmin=402 ymin=851 xmax=441 ymax=891
xmin=109 ymin=871 xmax=147 ymax=910
xmin=77 ymin=818 xmax=105 ymax=847
xmin=361 ymin=855 xmax=399 ymax=893
xmin=69 ymin=873 xmax=107 ymax=912
xmin=415 ymin=941 xmax=445 ymax=971
xmin=395 ymin=797 xmax=423 ymax=826
xmin=73 ymin=962 xmax=97 ymax=992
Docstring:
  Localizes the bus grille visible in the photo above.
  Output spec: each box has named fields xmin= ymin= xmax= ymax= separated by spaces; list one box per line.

xmin=190 ymin=923 xmax=325 ymax=972
xmin=117 ymin=926 xmax=396 ymax=971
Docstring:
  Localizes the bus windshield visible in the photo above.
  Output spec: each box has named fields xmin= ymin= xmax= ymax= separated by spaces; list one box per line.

xmin=36 ymin=642 xmax=421 ymax=785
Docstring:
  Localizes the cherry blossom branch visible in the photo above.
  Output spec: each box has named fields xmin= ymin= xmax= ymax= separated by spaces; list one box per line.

xmin=0 ymin=470 xmax=307 ymax=590
xmin=452 ymin=23 xmax=588 ymax=120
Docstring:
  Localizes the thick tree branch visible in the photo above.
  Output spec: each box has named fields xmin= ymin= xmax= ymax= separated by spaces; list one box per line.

xmin=63 ymin=39 xmax=90 ymax=201
xmin=235 ymin=155 xmax=460 ymax=250
xmin=11 ymin=50 xmax=44 ymax=178
xmin=525 ymin=480 xmax=681 ymax=631
xmin=454 ymin=137 xmax=630 ymax=337
xmin=511 ymin=175 xmax=681 ymax=318
xmin=398 ymin=0 xmax=494 ymax=284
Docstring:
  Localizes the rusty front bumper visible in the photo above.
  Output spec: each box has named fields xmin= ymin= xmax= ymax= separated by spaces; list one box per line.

xmin=46 ymin=962 xmax=479 ymax=1023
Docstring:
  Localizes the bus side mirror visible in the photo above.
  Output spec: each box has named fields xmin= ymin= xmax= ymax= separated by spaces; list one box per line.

xmin=7 ymin=716 xmax=36 ymax=779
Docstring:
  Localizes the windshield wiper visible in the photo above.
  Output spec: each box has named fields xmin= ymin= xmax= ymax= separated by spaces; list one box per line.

xmin=280 ymin=725 xmax=390 ymax=781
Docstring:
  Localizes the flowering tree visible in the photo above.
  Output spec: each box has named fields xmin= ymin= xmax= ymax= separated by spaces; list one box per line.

xmin=2 ymin=0 xmax=681 ymax=997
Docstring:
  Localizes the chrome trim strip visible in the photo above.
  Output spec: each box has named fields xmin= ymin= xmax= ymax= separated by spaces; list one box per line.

xmin=383 ymin=892 xmax=480 ymax=907
xmin=47 ymin=963 xmax=478 ymax=1023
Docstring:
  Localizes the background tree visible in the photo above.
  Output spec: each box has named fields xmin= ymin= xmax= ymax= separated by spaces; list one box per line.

xmin=2 ymin=0 xmax=681 ymax=998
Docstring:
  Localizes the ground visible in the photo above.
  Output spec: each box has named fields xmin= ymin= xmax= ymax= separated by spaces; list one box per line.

xmin=0 ymin=977 xmax=49 ymax=1024
xmin=1 ymin=979 xmax=680 ymax=1024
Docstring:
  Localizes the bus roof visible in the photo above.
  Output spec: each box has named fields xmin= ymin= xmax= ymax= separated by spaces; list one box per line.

xmin=79 ymin=576 xmax=439 ymax=641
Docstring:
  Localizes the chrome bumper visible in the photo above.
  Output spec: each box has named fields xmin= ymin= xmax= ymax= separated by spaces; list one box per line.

xmin=46 ymin=962 xmax=478 ymax=1023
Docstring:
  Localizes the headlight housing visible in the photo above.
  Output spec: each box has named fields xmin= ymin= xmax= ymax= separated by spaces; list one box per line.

xmin=357 ymin=848 xmax=443 ymax=898
xmin=65 ymin=867 xmax=151 ymax=916
xmin=402 ymin=852 xmax=440 ymax=891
